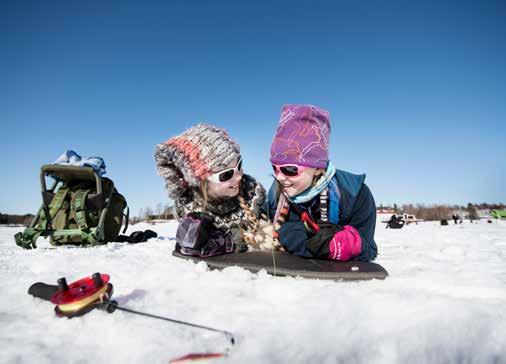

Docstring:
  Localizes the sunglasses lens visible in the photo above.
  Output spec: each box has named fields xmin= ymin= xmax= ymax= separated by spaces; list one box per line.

xmin=272 ymin=164 xmax=278 ymax=173
xmin=280 ymin=165 xmax=299 ymax=177
xmin=219 ymin=169 xmax=235 ymax=182
xmin=237 ymin=160 xmax=243 ymax=171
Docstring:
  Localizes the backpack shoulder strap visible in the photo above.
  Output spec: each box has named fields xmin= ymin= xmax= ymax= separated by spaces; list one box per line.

xmin=72 ymin=189 xmax=90 ymax=230
xmin=45 ymin=186 xmax=70 ymax=228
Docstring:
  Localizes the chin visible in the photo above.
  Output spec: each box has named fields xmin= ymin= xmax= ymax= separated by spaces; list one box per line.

xmin=220 ymin=189 xmax=239 ymax=199
xmin=285 ymin=189 xmax=298 ymax=197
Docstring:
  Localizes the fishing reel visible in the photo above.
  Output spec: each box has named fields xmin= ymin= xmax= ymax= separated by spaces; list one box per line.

xmin=31 ymin=272 xmax=235 ymax=361
xmin=50 ymin=272 xmax=117 ymax=318
xmin=40 ymin=272 xmax=234 ymax=344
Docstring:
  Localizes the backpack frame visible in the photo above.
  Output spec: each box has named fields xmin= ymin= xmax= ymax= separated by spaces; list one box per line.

xmin=15 ymin=165 xmax=129 ymax=249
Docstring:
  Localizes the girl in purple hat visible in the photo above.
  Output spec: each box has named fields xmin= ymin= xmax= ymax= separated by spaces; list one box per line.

xmin=266 ymin=104 xmax=377 ymax=261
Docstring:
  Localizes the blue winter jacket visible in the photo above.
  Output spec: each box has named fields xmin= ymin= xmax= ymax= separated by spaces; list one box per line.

xmin=265 ymin=169 xmax=377 ymax=262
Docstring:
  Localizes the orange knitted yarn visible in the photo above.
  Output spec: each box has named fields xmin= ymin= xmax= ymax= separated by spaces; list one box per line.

xmin=166 ymin=137 xmax=211 ymax=179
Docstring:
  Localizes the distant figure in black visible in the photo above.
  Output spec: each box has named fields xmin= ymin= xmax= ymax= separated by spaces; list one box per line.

xmin=386 ymin=214 xmax=405 ymax=229
xmin=452 ymin=214 xmax=459 ymax=224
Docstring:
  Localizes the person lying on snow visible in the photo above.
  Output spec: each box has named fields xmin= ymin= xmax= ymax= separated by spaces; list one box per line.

xmin=154 ymin=124 xmax=275 ymax=257
xmin=265 ymin=104 xmax=378 ymax=262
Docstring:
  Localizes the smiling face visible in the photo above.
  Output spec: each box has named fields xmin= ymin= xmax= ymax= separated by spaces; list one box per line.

xmin=206 ymin=157 xmax=243 ymax=199
xmin=274 ymin=166 xmax=324 ymax=197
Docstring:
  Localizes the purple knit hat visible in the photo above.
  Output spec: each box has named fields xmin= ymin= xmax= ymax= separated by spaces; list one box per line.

xmin=270 ymin=104 xmax=330 ymax=169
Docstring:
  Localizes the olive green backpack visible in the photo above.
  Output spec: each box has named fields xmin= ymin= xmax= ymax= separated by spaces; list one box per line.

xmin=15 ymin=165 xmax=129 ymax=249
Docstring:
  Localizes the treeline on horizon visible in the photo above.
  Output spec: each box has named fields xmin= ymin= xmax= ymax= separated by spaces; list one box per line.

xmin=2 ymin=202 xmax=505 ymax=227
xmin=133 ymin=202 xmax=506 ymax=224
xmin=379 ymin=203 xmax=506 ymax=221
xmin=0 ymin=213 xmax=35 ymax=226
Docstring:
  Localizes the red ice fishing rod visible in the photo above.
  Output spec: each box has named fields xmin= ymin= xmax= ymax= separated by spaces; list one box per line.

xmin=272 ymin=175 xmax=320 ymax=233
xmin=39 ymin=273 xmax=235 ymax=346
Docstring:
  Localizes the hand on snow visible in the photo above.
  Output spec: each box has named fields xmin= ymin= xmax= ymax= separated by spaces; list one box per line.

xmin=328 ymin=225 xmax=362 ymax=261
xmin=177 ymin=212 xmax=215 ymax=251
xmin=306 ymin=224 xmax=362 ymax=261
xmin=305 ymin=223 xmax=342 ymax=258
xmin=186 ymin=211 xmax=215 ymax=224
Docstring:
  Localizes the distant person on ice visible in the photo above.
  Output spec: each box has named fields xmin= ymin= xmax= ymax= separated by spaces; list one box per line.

xmin=265 ymin=104 xmax=377 ymax=262
xmin=154 ymin=124 xmax=274 ymax=256
xmin=452 ymin=214 xmax=459 ymax=224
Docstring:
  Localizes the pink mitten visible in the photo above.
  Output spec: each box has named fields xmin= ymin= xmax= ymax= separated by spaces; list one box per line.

xmin=328 ymin=225 xmax=362 ymax=261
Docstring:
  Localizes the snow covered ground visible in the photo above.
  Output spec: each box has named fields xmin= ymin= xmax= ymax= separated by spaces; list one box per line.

xmin=1 ymin=220 xmax=505 ymax=363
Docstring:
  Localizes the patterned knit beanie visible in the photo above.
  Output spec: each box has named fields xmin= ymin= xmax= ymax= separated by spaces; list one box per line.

xmin=270 ymin=104 xmax=330 ymax=169
xmin=154 ymin=124 xmax=241 ymax=199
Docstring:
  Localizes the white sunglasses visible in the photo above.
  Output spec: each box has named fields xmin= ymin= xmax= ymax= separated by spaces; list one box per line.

xmin=207 ymin=157 xmax=243 ymax=183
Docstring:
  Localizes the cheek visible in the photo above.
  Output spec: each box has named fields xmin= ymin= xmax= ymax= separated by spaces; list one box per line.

xmin=207 ymin=182 xmax=228 ymax=197
xmin=288 ymin=170 xmax=318 ymax=194
xmin=292 ymin=176 xmax=313 ymax=192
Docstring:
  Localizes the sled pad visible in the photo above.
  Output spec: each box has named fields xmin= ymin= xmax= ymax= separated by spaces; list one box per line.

xmin=28 ymin=282 xmax=59 ymax=301
xmin=172 ymin=250 xmax=388 ymax=281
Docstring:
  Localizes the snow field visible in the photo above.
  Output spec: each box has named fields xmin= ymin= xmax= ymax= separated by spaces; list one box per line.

xmin=1 ymin=220 xmax=505 ymax=363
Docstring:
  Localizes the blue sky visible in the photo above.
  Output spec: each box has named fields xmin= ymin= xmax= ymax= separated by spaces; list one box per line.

xmin=2 ymin=0 xmax=505 ymax=215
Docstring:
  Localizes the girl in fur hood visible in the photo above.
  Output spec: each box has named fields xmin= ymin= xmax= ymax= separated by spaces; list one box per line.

xmin=154 ymin=124 xmax=275 ymax=256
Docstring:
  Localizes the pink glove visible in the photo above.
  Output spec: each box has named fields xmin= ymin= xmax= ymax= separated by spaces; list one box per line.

xmin=328 ymin=225 xmax=362 ymax=261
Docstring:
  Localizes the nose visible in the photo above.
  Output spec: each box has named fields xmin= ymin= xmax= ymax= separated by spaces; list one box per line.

xmin=231 ymin=169 xmax=243 ymax=184
xmin=275 ymin=170 xmax=287 ymax=182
